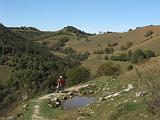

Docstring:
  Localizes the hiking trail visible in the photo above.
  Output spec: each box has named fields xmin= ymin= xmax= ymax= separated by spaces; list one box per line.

xmin=31 ymin=84 xmax=89 ymax=120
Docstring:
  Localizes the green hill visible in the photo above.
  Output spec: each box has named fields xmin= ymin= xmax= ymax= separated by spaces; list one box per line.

xmin=0 ymin=24 xmax=77 ymax=116
xmin=1 ymin=24 xmax=160 ymax=119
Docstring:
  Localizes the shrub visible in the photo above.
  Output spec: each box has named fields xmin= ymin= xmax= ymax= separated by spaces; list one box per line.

xmin=104 ymin=55 xmax=109 ymax=60
xmin=110 ymin=48 xmax=114 ymax=54
xmin=93 ymin=49 xmax=104 ymax=54
xmin=127 ymin=64 xmax=133 ymax=71
xmin=136 ymin=27 xmax=140 ymax=29
xmin=111 ymin=49 xmax=155 ymax=64
xmin=52 ymin=37 xmax=69 ymax=51
xmin=121 ymin=42 xmax=133 ymax=51
xmin=104 ymin=47 xmax=114 ymax=54
xmin=130 ymin=49 xmax=145 ymax=63
xmin=105 ymin=48 xmax=110 ymax=54
xmin=111 ymin=54 xmax=127 ymax=61
xmin=108 ymin=42 xmax=118 ymax=47
xmin=0 ymin=56 xmax=8 ymax=65
xmin=66 ymin=67 xmax=90 ymax=86
xmin=144 ymin=49 xmax=155 ymax=59
xmin=97 ymin=62 xmax=120 ymax=76
xmin=144 ymin=30 xmax=153 ymax=37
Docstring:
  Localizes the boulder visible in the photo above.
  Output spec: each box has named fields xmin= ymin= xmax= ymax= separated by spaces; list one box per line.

xmin=49 ymin=97 xmax=61 ymax=108
xmin=7 ymin=116 xmax=17 ymax=120
xmin=55 ymin=102 xmax=61 ymax=107
xmin=136 ymin=91 xmax=147 ymax=97
xmin=62 ymin=96 xmax=68 ymax=100
xmin=98 ymin=97 xmax=105 ymax=102
xmin=48 ymin=104 xmax=52 ymax=108
xmin=123 ymin=84 xmax=133 ymax=92
xmin=68 ymin=91 xmax=74 ymax=96
xmin=51 ymin=97 xmax=59 ymax=102
xmin=22 ymin=104 xmax=28 ymax=108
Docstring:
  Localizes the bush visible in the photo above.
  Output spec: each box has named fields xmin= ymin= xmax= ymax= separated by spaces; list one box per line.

xmin=104 ymin=47 xmax=114 ymax=54
xmin=144 ymin=30 xmax=153 ymax=37
xmin=66 ymin=67 xmax=90 ymax=86
xmin=104 ymin=55 xmax=109 ymax=60
xmin=105 ymin=48 xmax=110 ymax=54
xmin=111 ymin=54 xmax=127 ymax=61
xmin=97 ymin=62 xmax=120 ymax=76
xmin=127 ymin=64 xmax=133 ymax=71
xmin=0 ymin=56 xmax=8 ymax=65
xmin=110 ymin=48 xmax=114 ymax=54
xmin=130 ymin=49 xmax=146 ymax=63
xmin=111 ymin=49 xmax=155 ymax=64
xmin=93 ymin=49 xmax=104 ymax=54
xmin=121 ymin=42 xmax=133 ymax=51
xmin=144 ymin=49 xmax=155 ymax=59
xmin=108 ymin=42 xmax=118 ymax=47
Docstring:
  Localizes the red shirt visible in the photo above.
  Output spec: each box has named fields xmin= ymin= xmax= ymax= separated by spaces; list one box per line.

xmin=57 ymin=78 xmax=65 ymax=86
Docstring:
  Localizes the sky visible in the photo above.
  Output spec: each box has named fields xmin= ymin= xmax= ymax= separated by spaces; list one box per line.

xmin=0 ymin=0 xmax=160 ymax=33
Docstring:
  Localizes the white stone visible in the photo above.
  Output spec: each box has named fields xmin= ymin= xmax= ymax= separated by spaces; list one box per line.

xmin=136 ymin=92 xmax=142 ymax=97
xmin=123 ymin=84 xmax=133 ymax=92
xmin=22 ymin=104 xmax=28 ymax=108
xmin=134 ymin=100 xmax=137 ymax=102
xmin=55 ymin=102 xmax=60 ymax=105
xmin=48 ymin=104 xmax=52 ymax=108
xmin=51 ymin=97 xmax=58 ymax=102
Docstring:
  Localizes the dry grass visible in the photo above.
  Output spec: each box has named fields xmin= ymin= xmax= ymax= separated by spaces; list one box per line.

xmin=0 ymin=65 xmax=12 ymax=82
xmin=64 ymin=25 xmax=160 ymax=55
xmin=81 ymin=54 xmax=130 ymax=75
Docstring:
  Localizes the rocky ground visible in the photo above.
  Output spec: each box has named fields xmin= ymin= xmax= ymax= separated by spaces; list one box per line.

xmin=6 ymin=74 xmax=158 ymax=120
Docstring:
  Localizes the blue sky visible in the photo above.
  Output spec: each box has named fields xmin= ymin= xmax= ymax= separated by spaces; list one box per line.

xmin=0 ymin=0 xmax=160 ymax=33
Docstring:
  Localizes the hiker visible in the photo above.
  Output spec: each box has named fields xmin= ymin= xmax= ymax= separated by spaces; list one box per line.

xmin=57 ymin=76 xmax=65 ymax=93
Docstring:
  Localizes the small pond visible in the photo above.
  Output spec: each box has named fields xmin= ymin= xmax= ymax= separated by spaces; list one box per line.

xmin=61 ymin=96 xmax=96 ymax=110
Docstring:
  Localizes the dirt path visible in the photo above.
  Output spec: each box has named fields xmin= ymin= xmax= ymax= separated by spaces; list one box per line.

xmin=31 ymin=84 xmax=89 ymax=120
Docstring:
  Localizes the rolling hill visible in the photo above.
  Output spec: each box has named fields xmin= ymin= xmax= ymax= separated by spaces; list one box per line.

xmin=7 ymin=24 xmax=160 ymax=75
xmin=1 ymin=24 xmax=160 ymax=119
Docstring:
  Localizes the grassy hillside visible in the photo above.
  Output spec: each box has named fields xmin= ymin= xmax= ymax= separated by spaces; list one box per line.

xmin=20 ymin=56 xmax=160 ymax=120
xmin=1 ymin=24 xmax=160 ymax=119
xmin=10 ymin=24 xmax=160 ymax=75
xmin=0 ymin=24 xmax=77 ymax=116
xmin=10 ymin=25 xmax=160 ymax=55
xmin=64 ymin=25 xmax=160 ymax=54
xmin=0 ymin=24 xmax=93 ymax=117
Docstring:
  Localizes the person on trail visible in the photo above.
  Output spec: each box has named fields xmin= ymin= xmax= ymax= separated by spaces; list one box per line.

xmin=57 ymin=76 xmax=65 ymax=92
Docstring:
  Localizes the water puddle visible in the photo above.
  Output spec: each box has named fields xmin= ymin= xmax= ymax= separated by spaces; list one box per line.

xmin=61 ymin=96 xmax=96 ymax=110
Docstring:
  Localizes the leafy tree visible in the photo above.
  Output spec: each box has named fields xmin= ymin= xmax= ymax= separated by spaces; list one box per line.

xmin=97 ymin=62 xmax=120 ymax=76
xmin=0 ymin=24 xmax=76 ymax=110
xmin=111 ymin=49 xmax=155 ymax=64
xmin=66 ymin=67 xmax=90 ymax=86
xmin=130 ymin=49 xmax=145 ymax=63
xmin=111 ymin=54 xmax=127 ymax=61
